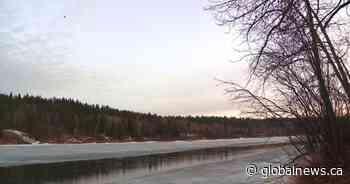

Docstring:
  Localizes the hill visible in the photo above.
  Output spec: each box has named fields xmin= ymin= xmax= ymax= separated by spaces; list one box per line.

xmin=0 ymin=93 xmax=296 ymax=143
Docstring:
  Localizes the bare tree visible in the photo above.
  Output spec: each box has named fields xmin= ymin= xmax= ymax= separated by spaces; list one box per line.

xmin=207 ymin=0 xmax=350 ymax=168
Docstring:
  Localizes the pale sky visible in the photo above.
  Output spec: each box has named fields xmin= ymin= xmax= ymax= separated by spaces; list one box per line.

xmin=0 ymin=0 xmax=248 ymax=116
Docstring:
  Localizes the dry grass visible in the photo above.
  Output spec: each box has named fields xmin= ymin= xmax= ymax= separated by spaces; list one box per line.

xmin=288 ymin=146 xmax=350 ymax=184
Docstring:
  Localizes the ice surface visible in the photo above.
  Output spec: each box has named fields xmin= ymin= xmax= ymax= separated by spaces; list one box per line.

xmin=126 ymin=146 xmax=291 ymax=184
xmin=0 ymin=136 xmax=288 ymax=167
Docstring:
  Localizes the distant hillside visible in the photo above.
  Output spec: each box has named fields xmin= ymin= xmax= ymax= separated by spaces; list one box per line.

xmin=0 ymin=93 xmax=297 ymax=143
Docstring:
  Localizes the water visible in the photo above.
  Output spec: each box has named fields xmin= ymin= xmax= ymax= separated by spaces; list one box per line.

xmin=1 ymin=147 xmax=250 ymax=184
xmin=0 ymin=138 xmax=291 ymax=184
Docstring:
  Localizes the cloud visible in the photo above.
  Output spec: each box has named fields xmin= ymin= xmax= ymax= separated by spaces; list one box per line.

xmin=0 ymin=0 xmax=247 ymax=116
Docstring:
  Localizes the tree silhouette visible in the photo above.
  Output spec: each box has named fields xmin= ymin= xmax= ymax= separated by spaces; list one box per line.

xmin=207 ymin=0 xmax=350 ymax=171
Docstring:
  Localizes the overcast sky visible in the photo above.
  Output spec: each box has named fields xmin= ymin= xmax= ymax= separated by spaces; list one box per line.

xmin=0 ymin=0 xmax=248 ymax=116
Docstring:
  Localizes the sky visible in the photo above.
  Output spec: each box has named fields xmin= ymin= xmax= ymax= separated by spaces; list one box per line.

xmin=0 ymin=0 xmax=249 ymax=116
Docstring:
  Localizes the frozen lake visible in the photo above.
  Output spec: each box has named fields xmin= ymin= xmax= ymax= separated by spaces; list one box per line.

xmin=0 ymin=137 xmax=292 ymax=184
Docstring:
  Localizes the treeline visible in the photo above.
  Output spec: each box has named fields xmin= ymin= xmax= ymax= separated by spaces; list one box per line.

xmin=0 ymin=93 xmax=297 ymax=141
